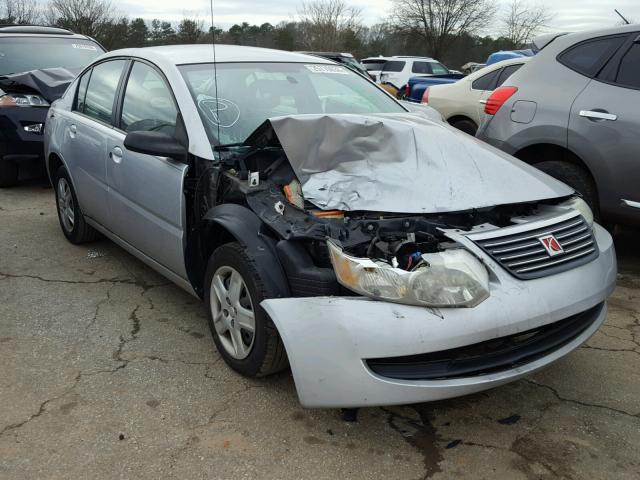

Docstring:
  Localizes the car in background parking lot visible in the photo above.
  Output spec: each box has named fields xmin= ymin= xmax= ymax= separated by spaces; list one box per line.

xmin=378 ymin=56 xmax=452 ymax=91
xmin=421 ymin=58 xmax=529 ymax=135
xmin=0 ymin=25 xmax=104 ymax=187
xmin=477 ymin=25 xmax=640 ymax=225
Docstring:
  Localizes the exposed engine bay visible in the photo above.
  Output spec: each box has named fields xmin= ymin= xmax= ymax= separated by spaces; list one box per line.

xmin=185 ymin=116 xmax=579 ymax=306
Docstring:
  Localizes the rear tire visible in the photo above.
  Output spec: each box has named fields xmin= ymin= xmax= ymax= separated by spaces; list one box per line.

xmin=205 ymin=242 xmax=288 ymax=377
xmin=0 ymin=158 xmax=18 ymax=187
xmin=53 ymin=166 xmax=99 ymax=244
xmin=450 ymin=118 xmax=478 ymax=136
xmin=534 ymin=161 xmax=599 ymax=216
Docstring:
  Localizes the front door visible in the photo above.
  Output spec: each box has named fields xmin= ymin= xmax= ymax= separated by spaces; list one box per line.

xmin=105 ymin=61 xmax=189 ymax=278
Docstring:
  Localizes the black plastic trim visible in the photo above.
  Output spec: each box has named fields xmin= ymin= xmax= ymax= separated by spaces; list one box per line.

xmin=366 ymin=303 xmax=603 ymax=381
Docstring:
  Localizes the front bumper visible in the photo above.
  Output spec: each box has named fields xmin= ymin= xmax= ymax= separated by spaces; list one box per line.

xmin=0 ymin=108 xmax=48 ymax=162
xmin=261 ymin=224 xmax=616 ymax=408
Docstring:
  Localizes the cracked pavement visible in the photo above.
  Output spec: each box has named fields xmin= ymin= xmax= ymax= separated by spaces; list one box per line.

xmin=1 ymin=181 xmax=639 ymax=480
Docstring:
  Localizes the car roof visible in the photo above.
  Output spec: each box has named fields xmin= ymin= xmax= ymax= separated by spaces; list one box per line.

xmin=535 ymin=23 xmax=640 ymax=51
xmin=102 ymin=44 xmax=335 ymax=66
xmin=0 ymin=25 xmax=91 ymax=40
xmin=465 ymin=57 xmax=531 ymax=80
xmin=391 ymin=56 xmax=435 ymax=60
xmin=297 ymin=51 xmax=355 ymax=58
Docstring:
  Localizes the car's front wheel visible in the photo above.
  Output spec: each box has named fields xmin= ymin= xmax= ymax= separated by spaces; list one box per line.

xmin=53 ymin=166 xmax=99 ymax=244
xmin=205 ymin=242 xmax=288 ymax=377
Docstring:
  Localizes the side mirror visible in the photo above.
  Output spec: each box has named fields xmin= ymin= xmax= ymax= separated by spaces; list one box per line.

xmin=123 ymin=131 xmax=187 ymax=161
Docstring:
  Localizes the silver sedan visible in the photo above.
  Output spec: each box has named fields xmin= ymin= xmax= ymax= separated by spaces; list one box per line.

xmin=44 ymin=45 xmax=616 ymax=408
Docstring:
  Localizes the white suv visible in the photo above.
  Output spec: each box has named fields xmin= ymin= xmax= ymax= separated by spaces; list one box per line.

xmin=379 ymin=56 xmax=451 ymax=90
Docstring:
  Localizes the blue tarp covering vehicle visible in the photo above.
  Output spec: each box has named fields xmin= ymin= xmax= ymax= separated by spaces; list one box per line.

xmin=405 ymin=73 xmax=465 ymax=103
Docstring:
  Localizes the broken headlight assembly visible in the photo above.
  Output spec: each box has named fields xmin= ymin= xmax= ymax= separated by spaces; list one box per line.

xmin=327 ymin=240 xmax=490 ymax=308
xmin=0 ymin=93 xmax=50 ymax=108
xmin=558 ymin=196 xmax=593 ymax=227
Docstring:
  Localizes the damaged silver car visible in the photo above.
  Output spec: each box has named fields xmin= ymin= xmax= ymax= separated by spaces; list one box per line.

xmin=44 ymin=45 xmax=617 ymax=408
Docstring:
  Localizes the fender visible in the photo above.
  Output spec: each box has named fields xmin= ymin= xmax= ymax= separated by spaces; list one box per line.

xmin=200 ymin=203 xmax=291 ymax=299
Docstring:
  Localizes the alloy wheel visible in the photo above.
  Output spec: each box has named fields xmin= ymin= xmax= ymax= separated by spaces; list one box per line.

xmin=209 ymin=266 xmax=256 ymax=359
xmin=57 ymin=177 xmax=75 ymax=232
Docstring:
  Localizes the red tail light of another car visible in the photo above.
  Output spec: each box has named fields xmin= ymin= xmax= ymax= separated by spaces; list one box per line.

xmin=421 ymin=87 xmax=430 ymax=104
xmin=484 ymin=86 xmax=518 ymax=115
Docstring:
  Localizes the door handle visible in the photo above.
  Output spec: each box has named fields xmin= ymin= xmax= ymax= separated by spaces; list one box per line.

xmin=110 ymin=146 xmax=123 ymax=164
xmin=579 ymin=110 xmax=617 ymax=121
xmin=69 ymin=124 xmax=77 ymax=138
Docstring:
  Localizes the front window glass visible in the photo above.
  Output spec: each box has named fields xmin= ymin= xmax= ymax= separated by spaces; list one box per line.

xmin=430 ymin=62 xmax=449 ymax=75
xmin=120 ymin=62 xmax=178 ymax=135
xmin=179 ymin=62 xmax=404 ymax=145
xmin=83 ymin=60 xmax=126 ymax=124
xmin=0 ymin=37 xmax=104 ymax=75
xmin=412 ymin=62 xmax=432 ymax=74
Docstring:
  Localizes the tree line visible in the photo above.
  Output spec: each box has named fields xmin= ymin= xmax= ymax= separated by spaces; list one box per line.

xmin=0 ymin=0 xmax=551 ymax=68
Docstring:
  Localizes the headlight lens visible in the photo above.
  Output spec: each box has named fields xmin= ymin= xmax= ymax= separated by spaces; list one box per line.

xmin=327 ymin=241 xmax=490 ymax=308
xmin=560 ymin=196 xmax=593 ymax=226
xmin=0 ymin=94 xmax=50 ymax=108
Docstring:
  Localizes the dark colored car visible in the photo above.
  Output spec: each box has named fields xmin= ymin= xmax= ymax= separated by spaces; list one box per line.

xmin=0 ymin=26 xmax=104 ymax=186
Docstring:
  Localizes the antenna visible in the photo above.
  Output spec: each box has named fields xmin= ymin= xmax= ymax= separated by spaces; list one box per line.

xmin=209 ymin=0 xmax=221 ymax=146
xmin=615 ymin=9 xmax=630 ymax=25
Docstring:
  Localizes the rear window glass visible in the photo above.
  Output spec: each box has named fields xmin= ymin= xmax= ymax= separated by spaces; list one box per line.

xmin=382 ymin=61 xmax=405 ymax=72
xmin=82 ymin=60 xmax=126 ymax=124
xmin=558 ymin=35 xmax=627 ymax=77
xmin=362 ymin=60 xmax=386 ymax=71
xmin=471 ymin=69 xmax=500 ymax=90
xmin=615 ymin=43 xmax=640 ymax=89
xmin=496 ymin=64 xmax=523 ymax=87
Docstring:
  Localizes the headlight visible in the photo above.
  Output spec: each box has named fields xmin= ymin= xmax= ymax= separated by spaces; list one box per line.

xmin=560 ymin=196 xmax=593 ymax=226
xmin=0 ymin=93 xmax=50 ymax=108
xmin=327 ymin=241 xmax=490 ymax=308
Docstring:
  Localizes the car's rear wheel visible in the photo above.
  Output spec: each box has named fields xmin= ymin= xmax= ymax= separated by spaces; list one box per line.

xmin=53 ymin=166 xmax=99 ymax=244
xmin=450 ymin=118 xmax=478 ymax=136
xmin=205 ymin=242 xmax=288 ymax=377
xmin=534 ymin=161 xmax=599 ymax=217
xmin=0 ymin=158 xmax=18 ymax=187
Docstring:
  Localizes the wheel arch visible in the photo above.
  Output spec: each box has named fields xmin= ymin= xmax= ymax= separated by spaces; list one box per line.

xmin=513 ymin=143 xmax=598 ymax=193
xmin=186 ymin=203 xmax=290 ymax=300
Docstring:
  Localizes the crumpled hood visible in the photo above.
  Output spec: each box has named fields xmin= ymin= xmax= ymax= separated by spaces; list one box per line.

xmin=0 ymin=67 xmax=79 ymax=102
xmin=268 ymin=113 xmax=573 ymax=213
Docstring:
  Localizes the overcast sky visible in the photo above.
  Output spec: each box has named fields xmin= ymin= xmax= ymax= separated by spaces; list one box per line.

xmin=115 ymin=0 xmax=639 ymax=34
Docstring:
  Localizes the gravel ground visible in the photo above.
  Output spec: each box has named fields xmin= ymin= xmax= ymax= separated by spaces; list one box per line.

xmin=1 ymin=181 xmax=639 ymax=480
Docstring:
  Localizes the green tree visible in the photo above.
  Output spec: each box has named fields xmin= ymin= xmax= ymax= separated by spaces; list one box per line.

xmin=127 ymin=17 xmax=148 ymax=47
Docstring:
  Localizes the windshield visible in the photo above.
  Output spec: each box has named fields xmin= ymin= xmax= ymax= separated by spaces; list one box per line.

xmin=179 ymin=62 xmax=405 ymax=145
xmin=0 ymin=37 xmax=104 ymax=75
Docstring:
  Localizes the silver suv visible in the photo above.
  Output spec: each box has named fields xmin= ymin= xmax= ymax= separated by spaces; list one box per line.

xmin=477 ymin=25 xmax=640 ymax=225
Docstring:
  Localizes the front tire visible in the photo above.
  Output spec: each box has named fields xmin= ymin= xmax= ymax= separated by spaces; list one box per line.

xmin=53 ymin=166 xmax=99 ymax=244
xmin=0 ymin=158 xmax=18 ymax=187
xmin=205 ymin=242 xmax=288 ymax=377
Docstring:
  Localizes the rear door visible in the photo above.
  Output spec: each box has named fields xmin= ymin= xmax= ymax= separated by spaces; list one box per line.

xmin=105 ymin=60 xmax=189 ymax=278
xmin=61 ymin=59 xmax=127 ymax=223
xmin=568 ymin=33 xmax=639 ymax=220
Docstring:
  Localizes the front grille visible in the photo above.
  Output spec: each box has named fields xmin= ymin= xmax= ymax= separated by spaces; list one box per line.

xmin=366 ymin=303 xmax=603 ymax=381
xmin=470 ymin=213 xmax=598 ymax=279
